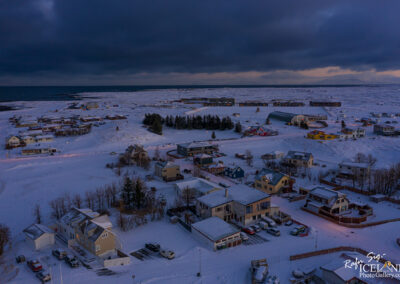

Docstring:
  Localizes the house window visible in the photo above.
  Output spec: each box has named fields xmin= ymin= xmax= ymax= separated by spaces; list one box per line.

xmin=101 ymin=232 xmax=108 ymax=239
xmin=252 ymin=216 xmax=256 ymax=220
xmin=95 ymin=245 xmax=101 ymax=252
xmin=260 ymin=201 xmax=270 ymax=209
xmin=216 ymin=207 xmax=222 ymax=212
xmin=246 ymin=206 xmax=253 ymax=214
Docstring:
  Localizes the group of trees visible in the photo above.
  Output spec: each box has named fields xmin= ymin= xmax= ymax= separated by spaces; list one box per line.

xmin=143 ymin=113 xmax=163 ymax=135
xmin=0 ymin=224 xmax=10 ymax=256
xmin=119 ymin=145 xmax=151 ymax=170
xmin=164 ymin=114 xmax=234 ymax=130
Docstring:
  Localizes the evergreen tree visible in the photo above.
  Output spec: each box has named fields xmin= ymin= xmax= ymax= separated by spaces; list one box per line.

xmin=122 ymin=178 xmax=134 ymax=208
xmin=235 ymin=122 xmax=242 ymax=133
xmin=133 ymin=178 xmax=146 ymax=209
xmin=211 ymin=131 xmax=216 ymax=139
xmin=151 ymin=118 xmax=163 ymax=135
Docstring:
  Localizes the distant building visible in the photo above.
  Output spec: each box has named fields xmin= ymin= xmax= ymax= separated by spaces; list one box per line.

xmin=267 ymin=111 xmax=307 ymax=125
xmin=21 ymin=147 xmax=57 ymax=156
xmin=261 ymin=151 xmax=284 ymax=160
xmin=272 ymin=101 xmax=305 ymax=107
xmin=337 ymin=162 xmax=370 ymax=180
xmin=35 ymin=135 xmax=54 ymax=143
xmin=23 ymin=224 xmax=55 ymax=250
xmin=309 ymin=101 xmax=341 ymax=107
xmin=254 ymin=169 xmax=290 ymax=194
xmin=224 ymin=166 xmax=244 ymax=179
xmin=193 ymin=154 xmax=214 ymax=166
xmin=243 ymin=126 xmax=278 ymax=137
xmin=177 ymin=142 xmax=219 ymax=157
xmin=338 ymin=128 xmax=366 ymax=139
xmin=373 ymin=124 xmax=396 ymax=136
xmin=154 ymin=161 xmax=183 ymax=181
xmin=238 ymin=101 xmax=268 ymax=107
xmin=283 ymin=151 xmax=314 ymax=168
xmin=206 ymin=161 xmax=225 ymax=175
xmin=6 ymin=136 xmax=23 ymax=148
xmin=22 ymin=136 xmax=36 ymax=145
xmin=307 ymin=130 xmax=338 ymax=140
xmin=191 ymin=217 xmax=241 ymax=251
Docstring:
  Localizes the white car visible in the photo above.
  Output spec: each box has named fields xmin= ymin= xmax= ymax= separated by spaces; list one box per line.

xmin=160 ymin=249 xmax=175 ymax=260
xmin=240 ymin=232 xmax=249 ymax=241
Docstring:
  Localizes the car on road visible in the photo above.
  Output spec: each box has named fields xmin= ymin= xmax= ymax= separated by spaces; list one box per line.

xmin=240 ymin=232 xmax=249 ymax=241
xmin=242 ymin=227 xmax=255 ymax=235
xmin=266 ymin=227 xmax=281 ymax=236
xmin=285 ymin=220 xmax=293 ymax=226
xmin=52 ymin=249 xmax=67 ymax=260
xmin=160 ymin=249 xmax=175 ymax=260
xmin=290 ymin=226 xmax=306 ymax=236
xmin=145 ymin=243 xmax=161 ymax=252
xmin=27 ymin=259 xmax=43 ymax=272
xmin=251 ymin=224 xmax=261 ymax=233
xmin=65 ymin=255 xmax=80 ymax=268
xmin=36 ymin=271 xmax=51 ymax=283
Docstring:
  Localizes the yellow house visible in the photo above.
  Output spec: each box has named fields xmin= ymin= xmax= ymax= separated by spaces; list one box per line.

xmin=154 ymin=161 xmax=183 ymax=181
xmin=6 ymin=136 xmax=22 ymax=148
xmin=307 ymin=130 xmax=338 ymax=140
xmin=254 ymin=169 xmax=290 ymax=194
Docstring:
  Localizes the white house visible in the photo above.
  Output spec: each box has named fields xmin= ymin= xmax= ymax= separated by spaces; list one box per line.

xmin=174 ymin=178 xmax=222 ymax=197
xmin=23 ymin=224 xmax=55 ymax=250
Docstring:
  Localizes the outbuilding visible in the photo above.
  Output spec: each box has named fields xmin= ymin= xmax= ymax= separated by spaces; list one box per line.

xmin=23 ymin=224 xmax=55 ymax=250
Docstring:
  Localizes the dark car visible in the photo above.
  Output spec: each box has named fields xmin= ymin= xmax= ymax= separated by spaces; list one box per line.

xmin=145 ymin=243 xmax=161 ymax=252
xmin=52 ymin=249 xmax=67 ymax=260
xmin=36 ymin=271 xmax=51 ymax=283
xmin=64 ymin=255 xmax=80 ymax=268
xmin=27 ymin=259 xmax=43 ymax=272
xmin=16 ymin=255 xmax=26 ymax=263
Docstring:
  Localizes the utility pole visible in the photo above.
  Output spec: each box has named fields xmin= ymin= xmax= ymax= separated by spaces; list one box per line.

xmin=315 ymin=230 xmax=318 ymax=249
xmin=197 ymin=248 xmax=202 ymax=277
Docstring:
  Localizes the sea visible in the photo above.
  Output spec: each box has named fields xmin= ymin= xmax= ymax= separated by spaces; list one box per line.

xmin=0 ymin=84 xmax=378 ymax=102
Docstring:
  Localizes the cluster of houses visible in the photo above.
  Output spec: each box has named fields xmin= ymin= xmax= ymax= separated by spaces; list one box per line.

xmin=306 ymin=128 xmax=366 ymax=140
xmin=373 ymin=124 xmax=399 ymax=136
xmin=23 ymin=207 xmax=130 ymax=267
xmin=243 ymin=126 xmax=278 ymax=137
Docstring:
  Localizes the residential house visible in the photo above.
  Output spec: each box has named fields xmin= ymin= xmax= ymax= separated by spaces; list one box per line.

xmin=272 ymin=101 xmax=305 ymax=107
xmin=238 ymin=101 xmax=268 ymax=106
xmin=16 ymin=120 xmax=38 ymax=128
xmin=307 ymin=130 xmax=338 ymax=140
xmin=35 ymin=135 xmax=54 ymax=143
xmin=175 ymin=178 xmax=222 ymax=197
xmin=57 ymin=208 xmax=116 ymax=257
xmin=261 ymin=151 xmax=285 ymax=160
xmin=309 ymin=101 xmax=341 ymax=107
xmin=283 ymin=151 xmax=314 ymax=168
xmin=23 ymin=224 xmax=55 ymax=250
xmin=21 ymin=147 xmax=56 ymax=155
xmin=154 ymin=161 xmax=183 ymax=181
xmin=224 ymin=166 xmax=244 ymax=179
xmin=196 ymin=185 xmax=275 ymax=226
xmin=22 ymin=136 xmax=36 ymax=145
xmin=177 ymin=142 xmax=219 ymax=157
xmin=80 ymin=116 xmax=103 ymax=122
xmin=194 ymin=154 xmax=213 ymax=166
xmin=191 ymin=217 xmax=241 ymax=251
xmin=337 ymin=162 xmax=370 ymax=180
xmin=6 ymin=136 xmax=23 ymax=148
xmin=207 ymin=161 xmax=225 ymax=175
xmin=338 ymin=128 xmax=366 ymax=139
xmin=243 ymin=126 xmax=278 ymax=136
xmin=373 ymin=124 xmax=396 ymax=136
xmin=304 ymin=186 xmax=349 ymax=215
xmin=254 ymin=169 xmax=290 ymax=194
xmin=267 ymin=111 xmax=307 ymax=125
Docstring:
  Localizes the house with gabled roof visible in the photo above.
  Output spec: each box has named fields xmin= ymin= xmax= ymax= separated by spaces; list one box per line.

xmin=304 ymin=186 xmax=349 ymax=215
xmin=154 ymin=161 xmax=183 ymax=181
xmin=254 ymin=168 xmax=290 ymax=194
xmin=283 ymin=151 xmax=314 ymax=168
xmin=224 ymin=166 xmax=244 ymax=179
xmin=23 ymin=224 xmax=55 ymax=250
xmin=177 ymin=142 xmax=219 ymax=157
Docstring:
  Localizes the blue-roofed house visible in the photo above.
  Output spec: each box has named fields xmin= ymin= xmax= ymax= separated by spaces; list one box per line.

xmin=254 ymin=169 xmax=290 ymax=194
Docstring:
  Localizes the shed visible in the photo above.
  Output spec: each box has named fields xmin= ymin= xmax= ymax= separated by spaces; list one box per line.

xmin=23 ymin=224 xmax=55 ymax=250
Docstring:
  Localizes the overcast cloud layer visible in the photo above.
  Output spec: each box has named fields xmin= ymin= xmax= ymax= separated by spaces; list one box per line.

xmin=1 ymin=0 xmax=400 ymax=85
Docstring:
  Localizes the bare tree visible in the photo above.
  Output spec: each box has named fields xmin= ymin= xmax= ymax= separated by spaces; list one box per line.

xmin=0 ymin=224 xmax=10 ymax=256
xmin=34 ymin=204 xmax=42 ymax=224
xmin=72 ymin=194 xmax=82 ymax=208
xmin=154 ymin=146 xmax=160 ymax=161
xmin=179 ymin=186 xmax=197 ymax=209
xmin=245 ymin=150 xmax=253 ymax=167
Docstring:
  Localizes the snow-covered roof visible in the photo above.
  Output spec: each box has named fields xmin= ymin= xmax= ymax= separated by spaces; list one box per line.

xmin=23 ymin=224 xmax=54 ymax=240
xmin=286 ymin=151 xmax=313 ymax=161
xmin=175 ymin=178 xmax=221 ymax=195
xmin=178 ymin=142 xmax=217 ymax=149
xmin=155 ymin=161 xmax=178 ymax=168
xmin=309 ymin=186 xmax=345 ymax=201
xmin=320 ymin=259 xmax=358 ymax=281
xmin=36 ymin=135 xmax=54 ymax=139
xmin=255 ymin=169 xmax=286 ymax=185
xmin=197 ymin=185 xmax=270 ymax=207
xmin=91 ymin=214 xmax=113 ymax=229
xmin=194 ymin=153 xmax=212 ymax=159
xmin=192 ymin=217 xmax=240 ymax=242
xmin=60 ymin=208 xmax=100 ymax=226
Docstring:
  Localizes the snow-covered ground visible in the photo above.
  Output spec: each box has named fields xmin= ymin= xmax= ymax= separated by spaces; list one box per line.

xmin=1 ymin=86 xmax=400 ymax=283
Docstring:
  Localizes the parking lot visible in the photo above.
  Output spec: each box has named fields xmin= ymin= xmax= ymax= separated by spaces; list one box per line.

xmin=242 ymin=233 xmax=269 ymax=246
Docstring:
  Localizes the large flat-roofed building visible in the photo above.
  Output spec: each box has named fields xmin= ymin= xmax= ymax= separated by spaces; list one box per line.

xmin=177 ymin=142 xmax=219 ymax=156
xmin=267 ymin=111 xmax=307 ymax=125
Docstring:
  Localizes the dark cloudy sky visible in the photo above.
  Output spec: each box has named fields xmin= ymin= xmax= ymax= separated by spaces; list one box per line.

xmin=1 ymin=0 xmax=400 ymax=85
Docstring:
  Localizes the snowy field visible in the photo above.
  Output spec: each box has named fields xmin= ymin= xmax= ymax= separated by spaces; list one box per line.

xmin=1 ymin=86 xmax=400 ymax=283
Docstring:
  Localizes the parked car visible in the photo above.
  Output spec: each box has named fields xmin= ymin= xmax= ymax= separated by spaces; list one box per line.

xmin=242 ymin=227 xmax=255 ymax=235
xmin=145 ymin=243 xmax=161 ymax=252
xmin=258 ymin=221 xmax=269 ymax=230
xmin=285 ymin=220 xmax=293 ymax=226
xmin=64 ymin=255 xmax=80 ymax=268
xmin=27 ymin=259 xmax=43 ymax=272
xmin=16 ymin=255 xmax=26 ymax=263
xmin=160 ymin=249 xmax=175 ymax=260
xmin=251 ymin=224 xmax=262 ymax=233
xmin=36 ymin=271 xmax=51 ymax=283
xmin=240 ymin=232 xmax=249 ymax=241
xmin=290 ymin=226 xmax=306 ymax=236
xmin=52 ymin=249 xmax=67 ymax=260
xmin=266 ymin=227 xmax=281 ymax=236
xmin=261 ymin=217 xmax=276 ymax=228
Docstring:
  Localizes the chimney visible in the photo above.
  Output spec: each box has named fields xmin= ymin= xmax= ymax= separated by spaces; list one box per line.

xmin=225 ymin=188 xmax=228 ymax=198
